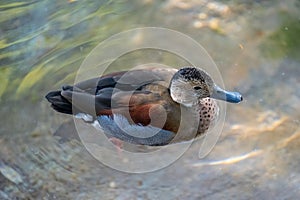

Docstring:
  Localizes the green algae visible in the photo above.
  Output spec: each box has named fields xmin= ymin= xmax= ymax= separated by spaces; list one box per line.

xmin=262 ymin=15 xmax=300 ymax=60
xmin=16 ymin=65 xmax=51 ymax=97
xmin=2 ymin=0 xmax=127 ymax=100
xmin=0 ymin=67 xmax=11 ymax=101
xmin=0 ymin=3 xmax=35 ymax=24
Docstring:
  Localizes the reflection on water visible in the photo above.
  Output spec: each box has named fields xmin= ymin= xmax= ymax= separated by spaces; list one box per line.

xmin=192 ymin=150 xmax=263 ymax=166
xmin=1 ymin=0 xmax=300 ymax=199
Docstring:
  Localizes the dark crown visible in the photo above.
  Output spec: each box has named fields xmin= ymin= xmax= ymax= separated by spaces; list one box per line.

xmin=178 ymin=67 xmax=210 ymax=83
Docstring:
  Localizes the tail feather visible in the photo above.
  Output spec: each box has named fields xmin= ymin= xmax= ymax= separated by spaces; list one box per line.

xmin=45 ymin=90 xmax=73 ymax=114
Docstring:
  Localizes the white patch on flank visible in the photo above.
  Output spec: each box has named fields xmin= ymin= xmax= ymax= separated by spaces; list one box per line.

xmin=92 ymin=120 xmax=103 ymax=130
xmin=75 ymin=113 xmax=94 ymax=122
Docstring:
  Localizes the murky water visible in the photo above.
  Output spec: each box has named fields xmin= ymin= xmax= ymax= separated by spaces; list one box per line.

xmin=1 ymin=0 xmax=300 ymax=199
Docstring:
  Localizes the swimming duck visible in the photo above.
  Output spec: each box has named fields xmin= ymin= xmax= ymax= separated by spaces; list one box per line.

xmin=46 ymin=67 xmax=242 ymax=146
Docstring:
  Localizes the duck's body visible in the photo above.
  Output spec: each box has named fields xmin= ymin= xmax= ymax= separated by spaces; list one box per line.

xmin=46 ymin=67 xmax=242 ymax=146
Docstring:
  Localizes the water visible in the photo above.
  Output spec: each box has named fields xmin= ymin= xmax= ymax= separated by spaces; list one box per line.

xmin=1 ymin=0 xmax=300 ymax=199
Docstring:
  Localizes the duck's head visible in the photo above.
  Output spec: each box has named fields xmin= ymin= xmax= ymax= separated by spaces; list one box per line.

xmin=169 ymin=67 xmax=243 ymax=107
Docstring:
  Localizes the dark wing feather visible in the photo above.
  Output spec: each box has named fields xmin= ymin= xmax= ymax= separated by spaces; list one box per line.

xmin=46 ymin=69 xmax=167 ymax=116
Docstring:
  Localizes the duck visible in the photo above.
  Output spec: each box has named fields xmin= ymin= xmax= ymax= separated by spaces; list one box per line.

xmin=46 ymin=66 xmax=242 ymax=146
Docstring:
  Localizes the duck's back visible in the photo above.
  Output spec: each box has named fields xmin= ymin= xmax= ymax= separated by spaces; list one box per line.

xmin=46 ymin=67 xmax=180 ymax=126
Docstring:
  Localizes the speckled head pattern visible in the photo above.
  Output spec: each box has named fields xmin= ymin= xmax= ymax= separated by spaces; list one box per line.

xmin=169 ymin=67 xmax=215 ymax=107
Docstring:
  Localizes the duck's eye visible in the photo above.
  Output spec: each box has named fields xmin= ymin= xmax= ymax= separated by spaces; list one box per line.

xmin=193 ymin=86 xmax=202 ymax=90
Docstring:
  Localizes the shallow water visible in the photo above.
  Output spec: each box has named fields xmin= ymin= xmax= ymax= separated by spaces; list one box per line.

xmin=1 ymin=0 xmax=300 ymax=199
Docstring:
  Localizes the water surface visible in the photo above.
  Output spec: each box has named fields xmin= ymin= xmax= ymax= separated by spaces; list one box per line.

xmin=0 ymin=0 xmax=299 ymax=199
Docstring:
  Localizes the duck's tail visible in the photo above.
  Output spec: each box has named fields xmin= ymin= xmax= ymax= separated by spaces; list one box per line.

xmin=45 ymin=89 xmax=73 ymax=115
